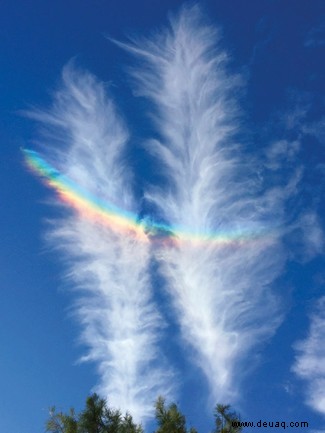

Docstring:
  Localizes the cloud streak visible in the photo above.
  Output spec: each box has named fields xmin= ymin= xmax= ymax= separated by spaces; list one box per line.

xmin=292 ymin=296 xmax=325 ymax=417
xmin=125 ymin=5 xmax=289 ymax=402
xmin=24 ymin=3 xmax=322 ymax=421
xmin=26 ymin=64 xmax=172 ymax=423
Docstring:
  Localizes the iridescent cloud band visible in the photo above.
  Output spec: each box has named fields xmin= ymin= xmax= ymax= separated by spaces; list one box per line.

xmin=23 ymin=148 xmax=271 ymax=247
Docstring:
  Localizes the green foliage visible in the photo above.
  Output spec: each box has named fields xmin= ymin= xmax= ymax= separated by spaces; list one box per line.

xmin=46 ymin=407 xmax=78 ymax=433
xmin=46 ymin=394 xmax=143 ymax=433
xmin=154 ymin=396 xmax=197 ymax=433
xmin=46 ymin=394 xmax=242 ymax=433
xmin=214 ymin=404 xmax=242 ymax=433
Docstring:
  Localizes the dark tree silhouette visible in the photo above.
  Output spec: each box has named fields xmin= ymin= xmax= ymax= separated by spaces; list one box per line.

xmin=46 ymin=394 xmax=143 ymax=433
xmin=46 ymin=394 xmax=242 ymax=433
xmin=214 ymin=404 xmax=242 ymax=433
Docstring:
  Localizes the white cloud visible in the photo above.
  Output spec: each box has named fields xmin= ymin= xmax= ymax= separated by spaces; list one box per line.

xmin=24 ymin=4 xmax=324 ymax=421
xmin=265 ymin=139 xmax=300 ymax=170
xmin=122 ymin=4 xmax=289 ymax=403
xmin=304 ymin=23 xmax=325 ymax=47
xmin=302 ymin=117 xmax=325 ymax=143
xmin=27 ymin=64 xmax=173 ymax=423
xmin=299 ymin=213 xmax=324 ymax=259
xmin=292 ymin=296 xmax=325 ymax=416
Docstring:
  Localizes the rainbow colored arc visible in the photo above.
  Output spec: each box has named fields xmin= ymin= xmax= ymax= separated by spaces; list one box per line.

xmin=23 ymin=148 xmax=270 ymax=247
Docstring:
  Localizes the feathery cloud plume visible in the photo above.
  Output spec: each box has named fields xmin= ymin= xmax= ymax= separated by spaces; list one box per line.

xmin=124 ymin=5 xmax=289 ymax=402
xmin=24 ymin=3 xmax=321 ymax=420
xmin=26 ymin=64 xmax=172 ymax=423
xmin=292 ymin=296 xmax=325 ymax=416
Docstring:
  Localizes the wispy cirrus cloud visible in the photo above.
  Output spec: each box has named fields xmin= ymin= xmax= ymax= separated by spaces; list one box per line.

xmin=264 ymin=91 xmax=324 ymax=262
xmin=24 ymin=3 xmax=324 ymax=422
xmin=121 ymin=4 xmax=292 ymax=403
xmin=292 ymin=296 xmax=325 ymax=417
xmin=304 ymin=23 xmax=325 ymax=47
xmin=26 ymin=64 xmax=173 ymax=423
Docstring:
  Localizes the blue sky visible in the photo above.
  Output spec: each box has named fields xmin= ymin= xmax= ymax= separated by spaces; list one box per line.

xmin=1 ymin=1 xmax=324 ymax=432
